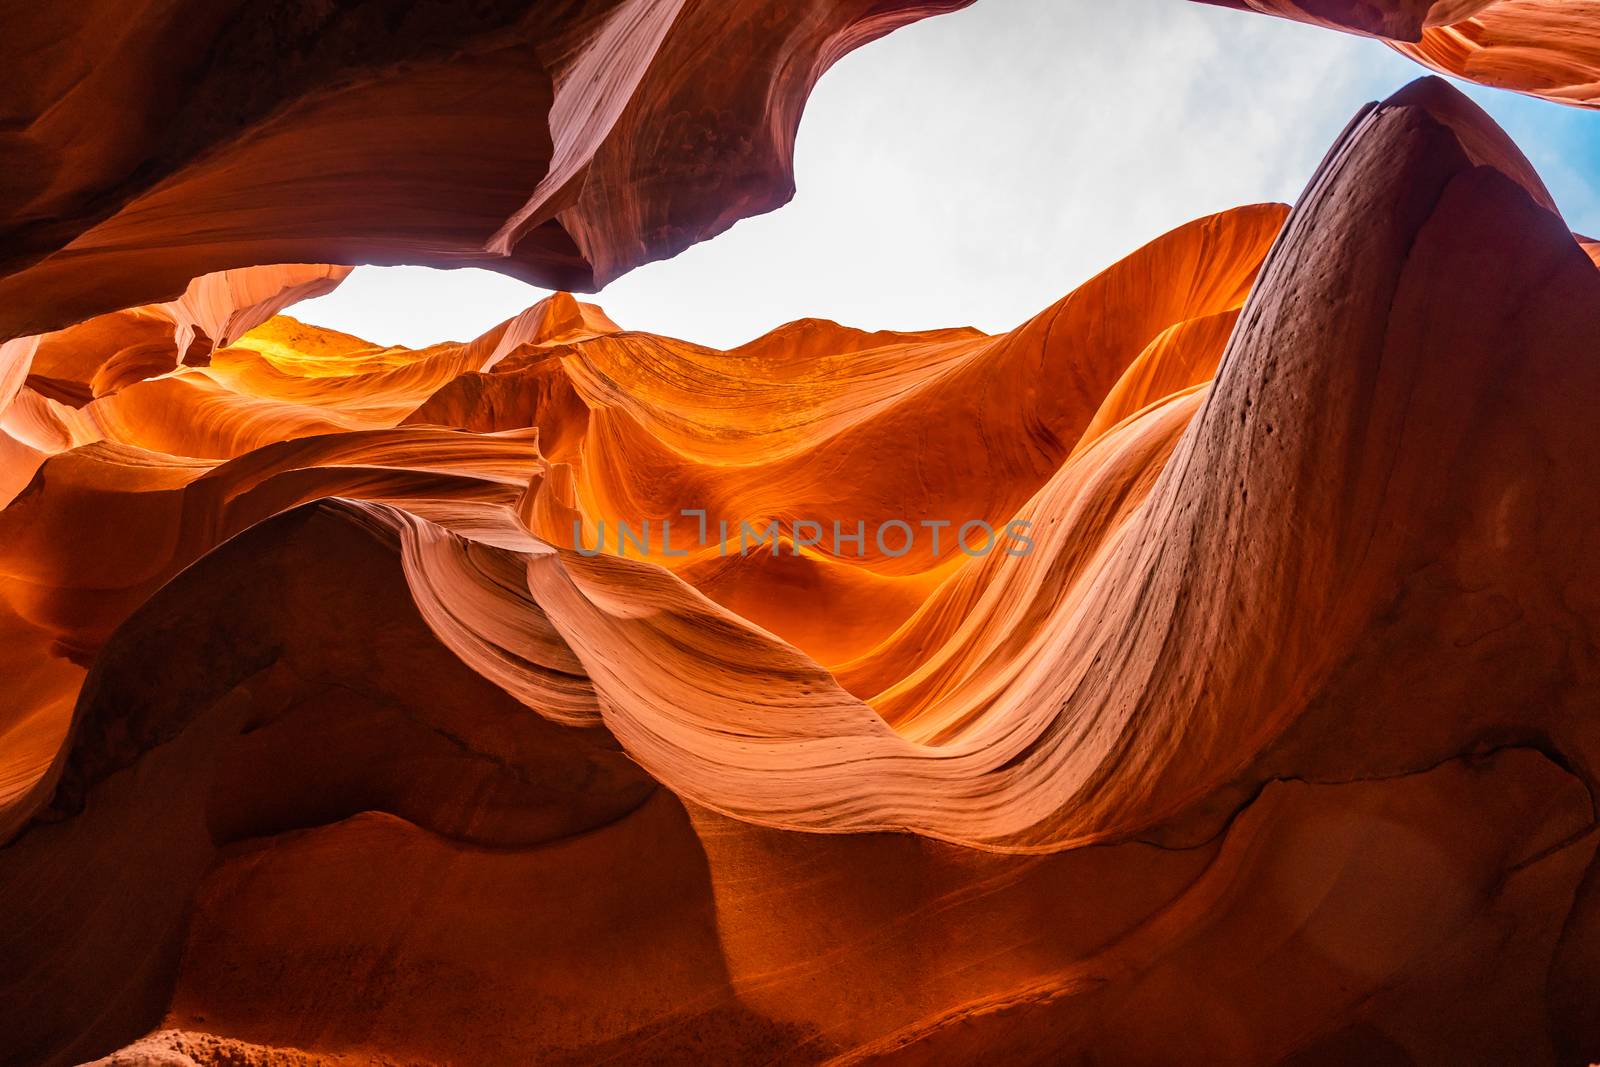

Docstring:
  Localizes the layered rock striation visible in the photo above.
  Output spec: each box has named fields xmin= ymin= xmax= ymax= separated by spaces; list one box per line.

xmin=2 ymin=72 xmax=1599 ymax=1064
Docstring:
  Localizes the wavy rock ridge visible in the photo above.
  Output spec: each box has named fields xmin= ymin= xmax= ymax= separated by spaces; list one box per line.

xmin=0 ymin=0 xmax=976 ymax=342
xmin=2 ymin=73 xmax=1600 ymax=1064
xmin=1202 ymin=0 xmax=1600 ymax=108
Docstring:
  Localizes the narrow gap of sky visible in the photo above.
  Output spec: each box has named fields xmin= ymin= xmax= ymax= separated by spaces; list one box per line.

xmin=293 ymin=0 xmax=1599 ymax=351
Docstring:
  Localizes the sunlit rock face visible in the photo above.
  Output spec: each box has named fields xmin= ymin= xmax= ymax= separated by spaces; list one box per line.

xmin=4 ymin=0 xmax=1600 ymax=1064
xmin=2 ymin=66 xmax=1600 ymax=1063
xmin=1199 ymin=0 xmax=1600 ymax=107
xmin=1393 ymin=1 xmax=1600 ymax=109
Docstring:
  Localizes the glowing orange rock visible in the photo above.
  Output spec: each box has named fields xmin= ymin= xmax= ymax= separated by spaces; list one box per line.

xmin=4 ymin=72 xmax=1600 ymax=1065
xmin=1396 ymin=1 xmax=1600 ymax=109
xmin=1199 ymin=0 xmax=1600 ymax=107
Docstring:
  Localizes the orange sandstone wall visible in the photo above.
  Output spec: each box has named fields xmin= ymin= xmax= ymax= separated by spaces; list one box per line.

xmin=2 ymin=75 xmax=1600 ymax=1066
xmin=3 ymin=1 xmax=1600 ymax=1064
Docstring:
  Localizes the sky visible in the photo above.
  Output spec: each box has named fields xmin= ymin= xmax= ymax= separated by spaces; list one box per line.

xmin=293 ymin=0 xmax=1600 ymax=351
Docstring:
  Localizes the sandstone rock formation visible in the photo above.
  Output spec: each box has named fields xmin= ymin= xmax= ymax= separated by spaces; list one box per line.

xmin=1200 ymin=0 xmax=1600 ymax=107
xmin=0 ymin=0 xmax=975 ymax=341
xmin=3 ymin=65 xmax=1600 ymax=1063
xmin=5 ymin=0 xmax=1600 ymax=1062
xmin=2 ymin=0 xmax=1594 ymax=360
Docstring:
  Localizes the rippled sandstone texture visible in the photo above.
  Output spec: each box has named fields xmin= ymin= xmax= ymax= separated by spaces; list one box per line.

xmin=1200 ymin=0 xmax=1600 ymax=107
xmin=6 ymin=0 xmax=1600 ymax=1062
xmin=3 ymin=66 xmax=1600 ymax=1063
xmin=1228 ymin=1 xmax=1593 ymax=107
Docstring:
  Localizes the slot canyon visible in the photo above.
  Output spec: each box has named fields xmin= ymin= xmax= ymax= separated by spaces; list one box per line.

xmin=3 ymin=2 xmax=1600 ymax=1064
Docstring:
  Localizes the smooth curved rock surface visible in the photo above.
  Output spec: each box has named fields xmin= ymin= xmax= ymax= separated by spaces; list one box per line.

xmin=3 ymin=74 xmax=1600 ymax=1065
xmin=0 ymin=0 xmax=973 ymax=341
xmin=1199 ymin=0 xmax=1600 ymax=107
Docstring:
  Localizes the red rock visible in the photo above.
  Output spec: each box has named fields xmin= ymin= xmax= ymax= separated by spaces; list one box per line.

xmin=0 ymin=1 xmax=973 ymax=341
xmin=2 ymin=0 xmax=1599 ymax=1061
xmin=1198 ymin=0 xmax=1600 ymax=107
